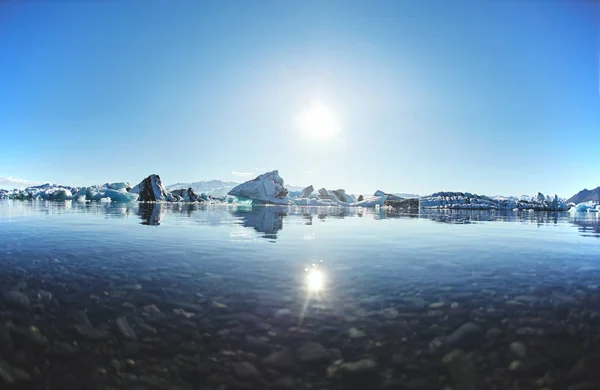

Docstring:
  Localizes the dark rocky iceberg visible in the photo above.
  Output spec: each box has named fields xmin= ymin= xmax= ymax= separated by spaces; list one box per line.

xmin=130 ymin=175 xmax=178 ymax=202
xmin=170 ymin=187 xmax=204 ymax=203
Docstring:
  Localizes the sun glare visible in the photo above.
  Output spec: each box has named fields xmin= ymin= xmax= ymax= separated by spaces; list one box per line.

xmin=296 ymin=102 xmax=341 ymax=139
xmin=306 ymin=268 xmax=325 ymax=292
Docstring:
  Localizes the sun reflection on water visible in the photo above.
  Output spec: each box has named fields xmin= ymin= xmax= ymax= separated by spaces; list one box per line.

xmin=305 ymin=267 xmax=325 ymax=293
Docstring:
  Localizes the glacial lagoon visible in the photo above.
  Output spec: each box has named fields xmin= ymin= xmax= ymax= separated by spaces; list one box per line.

xmin=1 ymin=200 xmax=600 ymax=389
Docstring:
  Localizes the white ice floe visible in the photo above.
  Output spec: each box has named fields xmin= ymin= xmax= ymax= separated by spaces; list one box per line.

xmin=569 ymin=201 xmax=600 ymax=213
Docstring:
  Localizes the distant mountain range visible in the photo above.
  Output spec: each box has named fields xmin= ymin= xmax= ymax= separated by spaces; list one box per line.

xmin=392 ymin=192 xmax=420 ymax=199
xmin=566 ymin=187 xmax=600 ymax=204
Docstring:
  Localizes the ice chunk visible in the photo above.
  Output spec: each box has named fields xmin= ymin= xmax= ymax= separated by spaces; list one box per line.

xmin=104 ymin=182 xmax=131 ymax=191
xmin=331 ymin=189 xmax=357 ymax=203
xmin=131 ymin=174 xmax=178 ymax=202
xmin=318 ymin=188 xmax=329 ymax=197
xmin=354 ymin=195 xmax=388 ymax=207
xmin=170 ymin=187 xmax=203 ymax=202
xmin=52 ymin=189 xmax=72 ymax=201
xmin=228 ymin=170 xmax=290 ymax=205
xmin=420 ymin=191 xmax=567 ymax=211
xmin=302 ymin=185 xmax=314 ymax=198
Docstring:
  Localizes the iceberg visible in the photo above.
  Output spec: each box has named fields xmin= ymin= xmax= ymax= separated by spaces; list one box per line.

xmin=570 ymin=201 xmax=600 ymax=213
xmin=103 ymin=182 xmax=132 ymax=191
xmin=354 ymin=195 xmax=388 ymax=207
xmin=72 ymin=186 xmax=138 ymax=202
xmin=420 ymin=191 xmax=568 ymax=211
xmin=52 ymin=189 xmax=72 ymax=201
xmin=331 ymin=189 xmax=357 ymax=203
xmin=166 ymin=180 xmax=240 ymax=197
xmin=0 ymin=181 xmax=140 ymax=203
xmin=228 ymin=170 xmax=290 ymax=205
xmin=302 ymin=185 xmax=314 ymax=198
xmin=131 ymin=174 xmax=178 ymax=202
xmin=170 ymin=187 xmax=204 ymax=203
xmin=317 ymin=188 xmax=330 ymax=198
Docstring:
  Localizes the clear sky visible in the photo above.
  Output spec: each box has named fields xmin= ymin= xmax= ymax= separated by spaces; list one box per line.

xmin=0 ymin=0 xmax=598 ymax=197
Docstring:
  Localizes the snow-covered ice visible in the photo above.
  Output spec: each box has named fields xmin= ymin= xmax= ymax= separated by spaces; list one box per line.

xmin=420 ymin=191 xmax=568 ymax=211
xmin=227 ymin=170 xmax=290 ymax=205
xmin=0 ymin=169 xmax=590 ymax=211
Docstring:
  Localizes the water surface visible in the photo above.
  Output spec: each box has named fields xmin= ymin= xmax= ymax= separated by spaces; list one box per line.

xmin=1 ymin=200 xmax=599 ymax=389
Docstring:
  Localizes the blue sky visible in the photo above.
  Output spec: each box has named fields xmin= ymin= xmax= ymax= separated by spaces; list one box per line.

xmin=0 ymin=0 xmax=598 ymax=197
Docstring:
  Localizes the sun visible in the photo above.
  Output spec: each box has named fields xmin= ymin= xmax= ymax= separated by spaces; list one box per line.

xmin=296 ymin=102 xmax=341 ymax=139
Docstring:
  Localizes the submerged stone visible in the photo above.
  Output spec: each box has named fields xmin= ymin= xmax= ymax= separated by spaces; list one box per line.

xmin=296 ymin=342 xmax=330 ymax=363
xmin=3 ymin=291 xmax=31 ymax=311
xmin=116 ymin=317 xmax=137 ymax=340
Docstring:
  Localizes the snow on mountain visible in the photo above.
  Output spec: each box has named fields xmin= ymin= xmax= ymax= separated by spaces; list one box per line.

xmin=393 ymin=192 xmax=420 ymax=199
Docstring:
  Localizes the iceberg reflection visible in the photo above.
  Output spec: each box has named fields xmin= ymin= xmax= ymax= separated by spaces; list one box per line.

xmin=138 ymin=203 xmax=164 ymax=226
xmin=230 ymin=206 xmax=286 ymax=238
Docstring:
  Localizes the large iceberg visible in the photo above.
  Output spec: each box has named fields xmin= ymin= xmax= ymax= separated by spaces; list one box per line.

xmin=228 ymin=170 xmax=290 ymax=205
xmin=131 ymin=175 xmax=178 ymax=202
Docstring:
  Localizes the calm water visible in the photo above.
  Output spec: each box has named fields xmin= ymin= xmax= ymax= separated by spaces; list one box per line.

xmin=1 ymin=200 xmax=600 ymax=390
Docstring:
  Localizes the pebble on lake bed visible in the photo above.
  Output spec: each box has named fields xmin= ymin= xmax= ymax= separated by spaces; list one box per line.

xmin=348 ymin=327 xmax=366 ymax=339
xmin=296 ymin=342 xmax=330 ymax=363
xmin=233 ymin=362 xmax=261 ymax=379
xmin=508 ymin=360 xmax=524 ymax=372
xmin=116 ymin=317 xmax=137 ymax=340
xmin=509 ymin=341 xmax=526 ymax=357
xmin=2 ymin=291 xmax=31 ymax=311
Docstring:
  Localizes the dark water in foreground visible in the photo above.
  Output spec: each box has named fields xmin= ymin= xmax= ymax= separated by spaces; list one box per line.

xmin=1 ymin=200 xmax=600 ymax=390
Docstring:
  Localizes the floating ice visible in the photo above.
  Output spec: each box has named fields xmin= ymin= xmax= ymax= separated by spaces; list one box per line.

xmin=420 ymin=191 xmax=568 ymax=211
xmin=228 ymin=170 xmax=290 ymax=205
xmin=354 ymin=195 xmax=388 ymax=207
xmin=170 ymin=187 xmax=204 ymax=202
xmin=131 ymin=175 xmax=177 ymax=202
